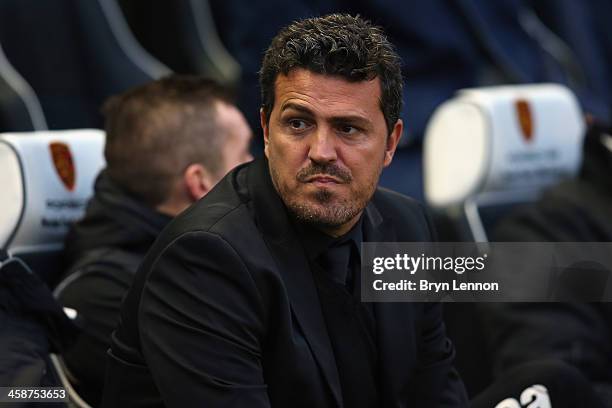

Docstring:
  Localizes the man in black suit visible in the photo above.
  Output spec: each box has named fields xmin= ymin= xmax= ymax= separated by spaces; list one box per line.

xmin=102 ymin=14 xmax=467 ymax=407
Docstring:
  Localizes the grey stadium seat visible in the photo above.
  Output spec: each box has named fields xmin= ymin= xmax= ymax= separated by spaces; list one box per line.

xmin=0 ymin=0 xmax=170 ymax=130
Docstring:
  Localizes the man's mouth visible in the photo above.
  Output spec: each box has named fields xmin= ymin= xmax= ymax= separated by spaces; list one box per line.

xmin=305 ymin=175 xmax=342 ymax=184
xmin=296 ymin=163 xmax=352 ymax=185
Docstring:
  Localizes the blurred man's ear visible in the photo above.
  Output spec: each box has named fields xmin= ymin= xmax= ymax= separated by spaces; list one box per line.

xmin=184 ymin=163 xmax=213 ymax=201
xmin=383 ymin=119 xmax=403 ymax=167
xmin=260 ymin=109 xmax=270 ymax=158
xmin=156 ymin=164 xmax=215 ymax=217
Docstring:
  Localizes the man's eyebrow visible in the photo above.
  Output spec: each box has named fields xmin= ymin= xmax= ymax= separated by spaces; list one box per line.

xmin=281 ymin=102 xmax=372 ymax=127
xmin=329 ymin=115 xmax=371 ymax=128
xmin=280 ymin=102 xmax=314 ymax=116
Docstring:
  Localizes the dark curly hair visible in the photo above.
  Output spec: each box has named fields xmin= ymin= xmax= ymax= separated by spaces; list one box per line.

xmin=259 ymin=13 xmax=403 ymax=133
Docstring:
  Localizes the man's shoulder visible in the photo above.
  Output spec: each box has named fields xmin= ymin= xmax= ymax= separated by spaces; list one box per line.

xmin=153 ymin=164 xmax=256 ymax=251
xmin=495 ymin=178 xmax=612 ymax=242
xmin=58 ymin=246 xmax=140 ymax=300
xmin=373 ymin=187 xmax=424 ymax=211
xmin=371 ymin=187 xmax=434 ymax=240
xmin=373 ymin=187 xmax=429 ymax=222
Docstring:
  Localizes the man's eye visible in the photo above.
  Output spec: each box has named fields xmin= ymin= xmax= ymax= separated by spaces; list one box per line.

xmin=339 ymin=125 xmax=357 ymax=135
xmin=288 ymin=119 xmax=308 ymax=130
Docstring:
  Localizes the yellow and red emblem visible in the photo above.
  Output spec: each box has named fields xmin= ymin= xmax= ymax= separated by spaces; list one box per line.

xmin=515 ymin=99 xmax=534 ymax=143
xmin=49 ymin=142 xmax=76 ymax=191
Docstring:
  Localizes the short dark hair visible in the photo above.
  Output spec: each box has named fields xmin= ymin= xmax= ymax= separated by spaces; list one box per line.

xmin=259 ymin=13 xmax=403 ymax=133
xmin=103 ymin=75 xmax=232 ymax=207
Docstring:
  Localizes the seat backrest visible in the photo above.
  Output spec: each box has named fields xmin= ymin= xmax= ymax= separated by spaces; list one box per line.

xmin=0 ymin=0 xmax=170 ymax=130
xmin=424 ymin=83 xmax=585 ymax=242
xmin=119 ymin=0 xmax=240 ymax=86
xmin=0 ymin=42 xmax=47 ymax=132
xmin=0 ymin=130 xmax=106 ymax=284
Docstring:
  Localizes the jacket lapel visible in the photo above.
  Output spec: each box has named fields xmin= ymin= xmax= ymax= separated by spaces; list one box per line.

xmin=247 ymin=159 xmax=342 ymax=406
xmin=363 ymin=201 xmax=419 ymax=407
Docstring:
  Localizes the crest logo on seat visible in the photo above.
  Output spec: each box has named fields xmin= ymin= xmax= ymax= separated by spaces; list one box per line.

xmin=49 ymin=142 xmax=75 ymax=191
xmin=515 ymin=99 xmax=534 ymax=143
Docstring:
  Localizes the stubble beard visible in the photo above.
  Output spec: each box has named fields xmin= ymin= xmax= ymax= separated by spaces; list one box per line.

xmin=269 ymin=162 xmax=380 ymax=230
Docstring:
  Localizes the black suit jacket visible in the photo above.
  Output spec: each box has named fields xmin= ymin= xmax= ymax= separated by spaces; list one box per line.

xmin=101 ymin=158 xmax=468 ymax=407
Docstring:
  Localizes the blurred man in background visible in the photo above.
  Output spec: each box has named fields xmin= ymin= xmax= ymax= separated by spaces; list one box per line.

xmin=56 ymin=75 xmax=252 ymax=406
xmin=480 ymin=121 xmax=612 ymax=406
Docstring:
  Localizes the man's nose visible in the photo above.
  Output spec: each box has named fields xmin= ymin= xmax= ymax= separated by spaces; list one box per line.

xmin=308 ymin=128 xmax=337 ymax=163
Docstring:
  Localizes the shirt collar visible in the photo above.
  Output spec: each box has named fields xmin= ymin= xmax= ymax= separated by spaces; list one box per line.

xmin=293 ymin=215 xmax=364 ymax=262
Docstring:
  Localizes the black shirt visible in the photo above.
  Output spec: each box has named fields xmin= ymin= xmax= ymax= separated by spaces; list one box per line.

xmin=294 ymin=217 xmax=379 ymax=408
xmin=295 ymin=217 xmax=362 ymax=287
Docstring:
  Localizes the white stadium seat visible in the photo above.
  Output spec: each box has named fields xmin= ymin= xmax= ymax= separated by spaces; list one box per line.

xmin=0 ymin=129 xmax=105 ymax=283
xmin=424 ymin=84 xmax=585 ymax=242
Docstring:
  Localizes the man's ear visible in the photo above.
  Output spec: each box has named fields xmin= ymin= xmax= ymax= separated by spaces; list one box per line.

xmin=184 ymin=163 xmax=214 ymax=201
xmin=383 ymin=119 xmax=403 ymax=167
xmin=261 ymin=108 xmax=270 ymax=158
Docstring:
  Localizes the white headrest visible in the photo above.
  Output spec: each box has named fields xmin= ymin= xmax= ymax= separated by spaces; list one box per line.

xmin=0 ymin=130 xmax=106 ymax=254
xmin=424 ymin=84 xmax=585 ymax=208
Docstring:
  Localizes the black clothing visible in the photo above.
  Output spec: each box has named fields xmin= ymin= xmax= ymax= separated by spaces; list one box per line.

xmin=314 ymin=271 xmax=379 ymax=408
xmin=298 ymin=218 xmax=379 ymax=407
xmin=296 ymin=216 xmax=363 ymax=288
xmin=482 ymin=123 xmax=612 ymax=405
xmin=102 ymin=158 xmax=468 ymax=407
xmin=0 ymin=251 xmax=78 ymax=405
xmin=61 ymin=171 xmax=171 ymax=265
xmin=57 ymin=171 xmax=170 ymax=406
xmin=472 ymin=360 xmax=605 ymax=408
